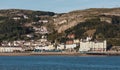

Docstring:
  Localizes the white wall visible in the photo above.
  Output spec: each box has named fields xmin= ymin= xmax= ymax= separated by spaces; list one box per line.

xmin=35 ymin=45 xmax=55 ymax=50
xmin=65 ymin=44 xmax=76 ymax=49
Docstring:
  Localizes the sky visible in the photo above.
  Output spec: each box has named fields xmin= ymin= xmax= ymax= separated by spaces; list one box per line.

xmin=0 ymin=0 xmax=120 ymax=13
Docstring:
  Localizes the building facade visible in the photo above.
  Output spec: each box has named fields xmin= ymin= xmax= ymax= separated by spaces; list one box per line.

xmin=79 ymin=40 xmax=107 ymax=52
xmin=0 ymin=47 xmax=23 ymax=52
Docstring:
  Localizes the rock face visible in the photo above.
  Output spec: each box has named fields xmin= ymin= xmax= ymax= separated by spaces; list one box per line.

xmin=53 ymin=8 xmax=120 ymax=33
xmin=57 ymin=19 xmax=85 ymax=33
xmin=54 ymin=12 xmax=87 ymax=33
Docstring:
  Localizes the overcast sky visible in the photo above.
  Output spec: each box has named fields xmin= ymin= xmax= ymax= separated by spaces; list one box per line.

xmin=0 ymin=0 xmax=120 ymax=13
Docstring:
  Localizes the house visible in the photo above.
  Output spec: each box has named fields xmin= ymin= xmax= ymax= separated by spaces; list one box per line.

xmin=65 ymin=44 xmax=76 ymax=49
xmin=34 ymin=45 xmax=55 ymax=51
xmin=79 ymin=39 xmax=107 ymax=52
xmin=0 ymin=47 xmax=23 ymax=52
xmin=66 ymin=34 xmax=76 ymax=44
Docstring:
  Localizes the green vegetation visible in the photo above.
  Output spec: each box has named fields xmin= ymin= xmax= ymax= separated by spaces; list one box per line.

xmin=65 ymin=18 xmax=101 ymax=38
xmin=0 ymin=9 xmax=55 ymax=41
xmin=0 ymin=19 xmax=33 ymax=41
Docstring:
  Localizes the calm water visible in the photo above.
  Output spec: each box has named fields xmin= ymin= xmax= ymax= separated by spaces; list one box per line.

xmin=0 ymin=56 xmax=120 ymax=70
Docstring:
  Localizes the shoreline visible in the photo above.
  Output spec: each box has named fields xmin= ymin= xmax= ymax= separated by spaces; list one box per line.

xmin=0 ymin=52 xmax=120 ymax=56
xmin=0 ymin=52 xmax=85 ymax=56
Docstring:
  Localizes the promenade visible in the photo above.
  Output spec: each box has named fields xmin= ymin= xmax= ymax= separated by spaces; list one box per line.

xmin=0 ymin=51 xmax=120 ymax=56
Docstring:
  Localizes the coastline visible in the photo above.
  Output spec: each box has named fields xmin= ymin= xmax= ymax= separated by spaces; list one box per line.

xmin=0 ymin=52 xmax=120 ymax=56
xmin=0 ymin=52 xmax=85 ymax=56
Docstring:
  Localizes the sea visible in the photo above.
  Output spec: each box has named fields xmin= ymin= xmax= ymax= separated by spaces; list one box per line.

xmin=0 ymin=56 xmax=120 ymax=70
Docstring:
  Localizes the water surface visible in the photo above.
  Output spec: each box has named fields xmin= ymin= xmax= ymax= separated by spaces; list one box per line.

xmin=0 ymin=56 xmax=120 ymax=70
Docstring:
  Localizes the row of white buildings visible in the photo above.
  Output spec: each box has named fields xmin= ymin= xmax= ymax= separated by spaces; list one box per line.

xmin=0 ymin=37 xmax=107 ymax=53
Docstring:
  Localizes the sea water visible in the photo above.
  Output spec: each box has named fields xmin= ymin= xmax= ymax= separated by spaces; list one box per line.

xmin=0 ymin=56 xmax=120 ymax=70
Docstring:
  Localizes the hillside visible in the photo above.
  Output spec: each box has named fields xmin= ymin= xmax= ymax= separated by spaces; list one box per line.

xmin=65 ymin=18 xmax=120 ymax=46
xmin=53 ymin=8 xmax=120 ymax=46
xmin=54 ymin=8 xmax=120 ymax=33
xmin=0 ymin=8 xmax=120 ymax=46
xmin=0 ymin=9 xmax=55 ymax=41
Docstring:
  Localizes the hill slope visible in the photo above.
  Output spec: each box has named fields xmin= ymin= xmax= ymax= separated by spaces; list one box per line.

xmin=0 ymin=9 xmax=55 ymax=41
xmin=53 ymin=8 xmax=120 ymax=46
xmin=0 ymin=8 xmax=120 ymax=46
xmin=54 ymin=8 xmax=120 ymax=33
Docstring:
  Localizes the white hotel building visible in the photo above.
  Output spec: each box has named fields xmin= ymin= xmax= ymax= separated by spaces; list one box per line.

xmin=79 ymin=37 xmax=107 ymax=52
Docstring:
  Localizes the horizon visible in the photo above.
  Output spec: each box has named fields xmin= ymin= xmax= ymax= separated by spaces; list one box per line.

xmin=0 ymin=0 xmax=120 ymax=13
